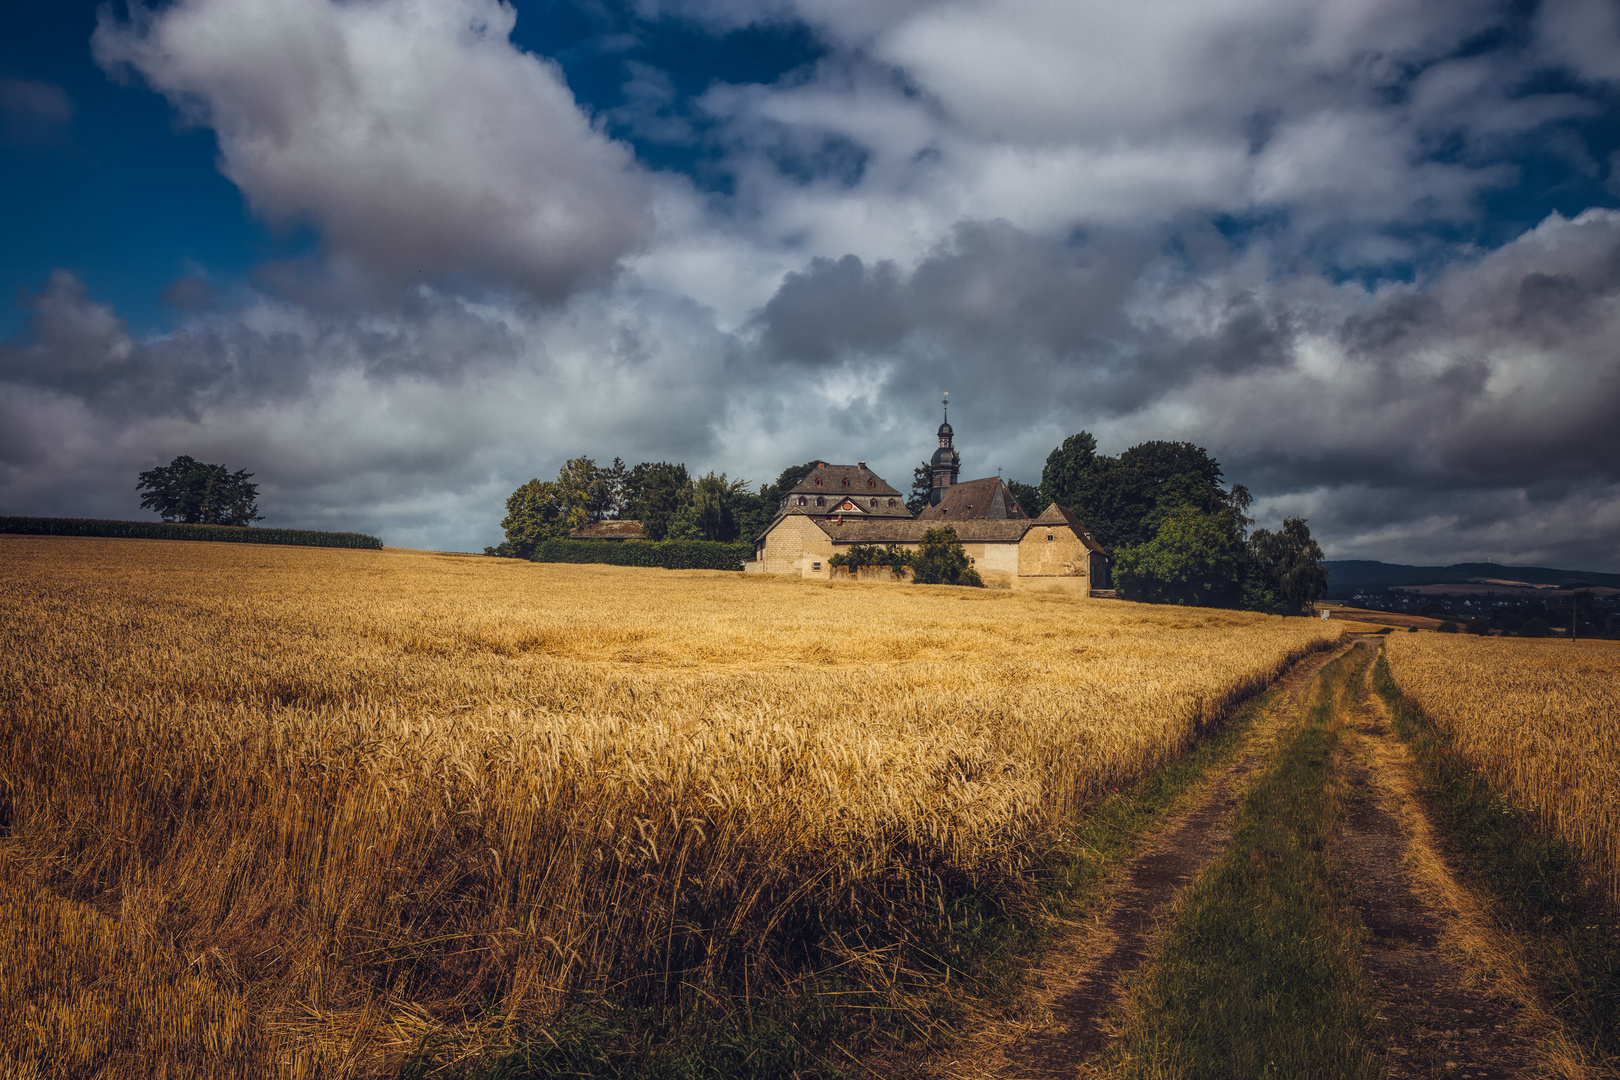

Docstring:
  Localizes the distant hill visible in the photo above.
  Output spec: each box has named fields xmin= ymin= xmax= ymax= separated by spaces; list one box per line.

xmin=1323 ymin=560 xmax=1620 ymax=597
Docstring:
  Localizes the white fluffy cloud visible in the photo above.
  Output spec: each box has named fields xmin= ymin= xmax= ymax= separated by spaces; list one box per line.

xmin=639 ymin=0 xmax=1533 ymax=275
xmin=93 ymin=0 xmax=650 ymax=298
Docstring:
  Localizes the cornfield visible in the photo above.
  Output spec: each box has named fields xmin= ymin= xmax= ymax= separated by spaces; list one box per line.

xmin=0 ymin=536 xmax=1339 ymax=1077
xmin=1384 ymin=632 xmax=1620 ymax=905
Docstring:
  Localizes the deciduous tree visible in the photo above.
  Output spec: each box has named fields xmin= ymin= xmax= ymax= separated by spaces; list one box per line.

xmin=1113 ymin=505 xmax=1246 ymax=607
xmin=1039 ymin=434 xmax=1233 ymax=552
xmin=493 ymin=479 xmax=573 ymax=559
xmin=666 ymin=472 xmax=752 ymax=542
xmin=624 ymin=461 xmax=689 ymax=540
xmin=909 ymin=526 xmax=983 ymax=587
xmin=136 ymin=455 xmax=263 ymax=526
xmin=1247 ymin=517 xmax=1330 ymax=615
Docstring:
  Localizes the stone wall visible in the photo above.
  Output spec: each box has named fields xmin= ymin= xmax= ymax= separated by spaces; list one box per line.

xmin=1017 ymin=522 xmax=1092 ymax=578
xmin=758 ymin=515 xmax=1102 ymax=593
xmin=960 ymin=542 xmax=1019 ymax=588
xmin=756 ymin=515 xmax=835 ymax=576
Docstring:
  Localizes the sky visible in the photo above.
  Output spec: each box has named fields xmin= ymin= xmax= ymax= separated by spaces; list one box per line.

xmin=2 ymin=0 xmax=1619 ymax=567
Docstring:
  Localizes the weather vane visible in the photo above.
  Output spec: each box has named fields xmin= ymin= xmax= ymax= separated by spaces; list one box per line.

xmin=942 ymin=391 xmax=949 ymax=422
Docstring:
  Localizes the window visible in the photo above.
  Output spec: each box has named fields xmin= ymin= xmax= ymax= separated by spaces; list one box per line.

xmin=799 ymin=496 xmax=807 ymax=506
xmin=816 ymin=496 xmax=825 ymax=506
xmin=870 ymin=499 xmax=877 ymax=507
xmin=842 ymin=478 xmax=849 ymax=487
xmin=867 ymin=478 xmax=875 ymax=488
xmin=814 ymin=477 xmax=821 ymax=486
xmin=1046 ymin=534 xmax=1054 ymax=541
xmin=812 ymin=561 xmax=822 ymax=572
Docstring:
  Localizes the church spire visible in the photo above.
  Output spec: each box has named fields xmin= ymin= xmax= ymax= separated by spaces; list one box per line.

xmin=929 ymin=391 xmax=960 ymax=506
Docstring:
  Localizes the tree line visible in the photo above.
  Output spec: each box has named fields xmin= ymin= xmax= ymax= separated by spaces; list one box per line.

xmin=487 ymin=457 xmax=827 ymax=560
xmin=491 ymin=437 xmax=1329 ymax=613
xmin=1002 ymin=433 xmax=1328 ymax=613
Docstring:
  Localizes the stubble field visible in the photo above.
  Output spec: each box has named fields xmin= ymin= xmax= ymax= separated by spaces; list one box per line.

xmin=0 ymin=536 xmax=1339 ymax=1078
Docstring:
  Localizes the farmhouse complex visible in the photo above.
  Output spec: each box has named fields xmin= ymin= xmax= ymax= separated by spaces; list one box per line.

xmin=750 ymin=410 xmax=1108 ymax=593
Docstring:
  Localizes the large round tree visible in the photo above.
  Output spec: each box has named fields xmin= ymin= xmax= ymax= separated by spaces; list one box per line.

xmin=136 ymin=455 xmax=263 ymax=527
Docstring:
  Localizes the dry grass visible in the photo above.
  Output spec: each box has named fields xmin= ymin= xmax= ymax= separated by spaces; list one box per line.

xmin=1384 ymin=633 xmax=1620 ymax=906
xmin=0 ymin=536 xmax=1340 ymax=1077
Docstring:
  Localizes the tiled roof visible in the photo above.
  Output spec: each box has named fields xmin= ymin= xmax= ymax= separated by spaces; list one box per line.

xmin=786 ymin=462 xmax=905 ymax=500
xmin=1033 ymin=503 xmax=1108 ymax=553
xmin=802 ymin=503 xmax=1107 ymax=549
xmin=762 ymin=463 xmax=912 ymax=538
xmin=812 ymin=518 xmax=1034 ymax=544
xmin=568 ymin=519 xmax=646 ymax=540
xmin=917 ymin=477 xmax=1029 ymax=521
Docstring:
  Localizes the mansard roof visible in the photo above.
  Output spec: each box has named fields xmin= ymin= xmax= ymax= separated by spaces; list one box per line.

xmin=916 ymin=477 xmax=1028 ymax=522
xmin=1032 ymin=502 xmax=1108 ymax=553
xmin=786 ymin=462 xmax=905 ymax=500
xmin=762 ymin=462 xmax=913 ymax=534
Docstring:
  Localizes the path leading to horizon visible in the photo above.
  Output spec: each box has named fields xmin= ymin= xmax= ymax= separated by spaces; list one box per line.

xmin=928 ymin=639 xmax=1600 ymax=1080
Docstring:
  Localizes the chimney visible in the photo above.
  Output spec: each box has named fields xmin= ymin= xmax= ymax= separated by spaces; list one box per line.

xmin=858 ymin=461 xmax=866 ymax=470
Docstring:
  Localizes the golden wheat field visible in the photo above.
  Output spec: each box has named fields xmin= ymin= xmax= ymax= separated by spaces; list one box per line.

xmin=1384 ymin=632 xmax=1620 ymax=905
xmin=0 ymin=536 xmax=1340 ymax=1078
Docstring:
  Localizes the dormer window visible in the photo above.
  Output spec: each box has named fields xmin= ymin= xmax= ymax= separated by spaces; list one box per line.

xmin=814 ymin=477 xmax=821 ymax=486
xmin=841 ymin=478 xmax=849 ymax=487
xmin=869 ymin=499 xmax=877 ymax=507
xmin=868 ymin=478 xmax=875 ymax=488
xmin=816 ymin=496 xmax=825 ymax=506
xmin=888 ymin=499 xmax=896 ymax=507
xmin=798 ymin=496 xmax=807 ymax=506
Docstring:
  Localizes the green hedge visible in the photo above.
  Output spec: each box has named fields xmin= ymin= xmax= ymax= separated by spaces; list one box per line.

xmin=532 ymin=538 xmax=752 ymax=571
xmin=0 ymin=516 xmax=383 ymax=549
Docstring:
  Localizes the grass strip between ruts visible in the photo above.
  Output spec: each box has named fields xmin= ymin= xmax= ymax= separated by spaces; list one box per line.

xmin=1103 ymin=646 xmax=1383 ymax=1080
xmin=1371 ymin=653 xmax=1620 ymax=1068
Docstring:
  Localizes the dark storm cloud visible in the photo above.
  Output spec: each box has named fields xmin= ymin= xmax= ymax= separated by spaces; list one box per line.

xmin=0 ymin=271 xmax=528 ymax=417
xmin=759 ymin=254 xmax=908 ymax=363
xmin=753 ymin=221 xmax=1290 ymax=413
xmin=742 ymin=208 xmax=1620 ymax=567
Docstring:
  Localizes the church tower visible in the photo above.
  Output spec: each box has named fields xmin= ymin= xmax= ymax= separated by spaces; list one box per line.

xmin=929 ymin=393 xmax=960 ymax=506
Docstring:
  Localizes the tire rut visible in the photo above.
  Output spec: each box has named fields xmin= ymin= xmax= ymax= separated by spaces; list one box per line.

xmin=1340 ymin=640 xmax=1592 ymax=1080
xmin=938 ymin=643 xmax=1351 ymax=1080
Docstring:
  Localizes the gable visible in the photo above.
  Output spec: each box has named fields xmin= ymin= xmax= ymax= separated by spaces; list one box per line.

xmin=1032 ymin=503 xmax=1107 ymax=553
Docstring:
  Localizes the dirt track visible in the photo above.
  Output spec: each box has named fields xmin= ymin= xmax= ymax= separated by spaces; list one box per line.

xmin=931 ymin=638 xmax=1596 ymax=1080
xmin=1340 ymin=645 xmax=1594 ymax=1080
xmin=935 ymin=643 xmax=1347 ymax=1079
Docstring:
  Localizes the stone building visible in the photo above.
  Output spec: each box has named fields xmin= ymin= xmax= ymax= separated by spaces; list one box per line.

xmin=750 ymin=407 xmax=1108 ymax=593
